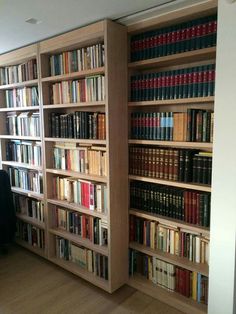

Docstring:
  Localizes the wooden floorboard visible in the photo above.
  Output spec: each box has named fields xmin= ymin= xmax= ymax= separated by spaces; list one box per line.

xmin=0 ymin=245 xmax=183 ymax=314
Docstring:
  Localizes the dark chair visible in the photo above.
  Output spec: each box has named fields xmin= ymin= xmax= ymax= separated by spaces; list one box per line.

xmin=0 ymin=170 xmax=16 ymax=252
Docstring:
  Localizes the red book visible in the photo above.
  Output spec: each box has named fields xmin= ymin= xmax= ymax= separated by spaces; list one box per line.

xmin=196 ymin=193 xmax=200 ymax=225
xmin=192 ymin=192 xmax=197 ymax=224
xmin=185 ymin=270 xmax=191 ymax=297
xmin=184 ymin=190 xmax=189 ymax=223
xmin=129 ymin=215 xmax=135 ymax=242
xmin=175 ymin=267 xmax=180 ymax=292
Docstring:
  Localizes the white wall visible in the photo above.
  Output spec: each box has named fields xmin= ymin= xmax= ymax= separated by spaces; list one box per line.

xmin=208 ymin=1 xmax=236 ymax=313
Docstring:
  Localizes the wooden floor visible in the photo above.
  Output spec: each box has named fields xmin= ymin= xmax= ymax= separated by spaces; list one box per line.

xmin=0 ymin=245 xmax=183 ymax=314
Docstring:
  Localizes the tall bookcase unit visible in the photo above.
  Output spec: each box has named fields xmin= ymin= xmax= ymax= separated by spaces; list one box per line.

xmin=0 ymin=20 xmax=128 ymax=293
xmin=127 ymin=1 xmax=217 ymax=313
xmin=38 ymin=20 xmax=128 ymax=292
xmin=0 ymin=45 xmax=46 ymax=257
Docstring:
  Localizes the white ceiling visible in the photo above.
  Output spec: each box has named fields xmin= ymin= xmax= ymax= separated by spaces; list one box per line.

xmin=0 ymin=0 xmax=173 ymax=54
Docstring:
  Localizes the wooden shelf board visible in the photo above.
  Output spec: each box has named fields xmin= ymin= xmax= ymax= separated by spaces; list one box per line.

xmin=48 ymin=256 xmax=110 ymax=292
xmin=128 ymin=47 xmax=216 ymax=70
xmin=16 ymin=213 xmax=45 ymax=229
xmin=47 ymin=198 xmax=107 ymax=220
xmin=43 ymin=101 xmax=105 ymax=109
xmin=15 ymin=238 xmax=46 ymax=258
xmin=129 ymin=209 xmax=210 ymax=237
xmin=49 ymin=228 xmax=108 ymax=256
xmin=42 ymin=67 xmax=105 ymax=83
xmin=128 ymin=140 xmax=213 ymax=150
xmin=129 ymin=242 xmax=209 ymax=276
xmin=0 ymin=106 xmax=40 ymax=112
xmin=46 ymin=168 xmax=107 ymax=183
xmin=2 ymin=161 xmax=42 ymax=171
xmin=128 ymin=97 xmax=214 ymax=107
xmin=11 ymin=187 xmax=44 ymax=200
xmin=0 ymin=135 xmax=41 ymax=141
xmin=129 ymin=175 xmax=211 ymax=192
xmin=0 ymin=79 xmax=39 ymax=90
xmin=128 ymin=274 xmax=207 ymax=314
xmin=44 ymin=137 xmax=106 ymax=145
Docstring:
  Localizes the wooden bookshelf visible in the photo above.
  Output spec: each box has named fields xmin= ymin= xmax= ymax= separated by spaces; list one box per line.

xmin=1 ymin=161 xmax=42 ymax=171
xmin=129 ymin=175 xmax=211 ymax=192
xmin=47 ymin=198 xmax=107 ymax=220
xmin=128 ymin=140 xmax=213 ymax=150
xmin=129 ymin=242 xmax=209 ymax=276
xmin=49 ymin=228 xmax=108 ymax=256
xmin=43 ymin=101 xmax=105 ymax=109
xmin=127 ymin=1 xmax=216 ymax=312
xmin=128 ymin=96 xmax=214 ymax=107
xmin=0 ymin=20 xmax=127 ymax=294
xmin=46 ymin=168 xmax=107 ymax=183
xmin=0 ymin=135 xmax=41 ymax=140
xmin=39 ymin=19 xmax=128 ymax=293
xmin=0 ymin=79 xmax=38 ymax=90
xmin=129 ymin=209 xmax=210 ymax=237
xmin=16 ymin=213 xmax=45 ymax=229
xmin=15 ymin=239 xmax=46 ymax=258
xmin=41 ymin=67 xmax=105 ymax=83
xmin=11 ymin=187 xmax=44 ymax=200
xmin=128 ymin=274 xmax=207 ymax=314
xmin=44 ymin=137 xmax=106 ymax=145
xmin=49 ymin=257 xmax=110 ymax=291
xmin=0 ymin=106 xmax=40 ymax=112
xmin=128 ymin=47 xmax=216 ymax=70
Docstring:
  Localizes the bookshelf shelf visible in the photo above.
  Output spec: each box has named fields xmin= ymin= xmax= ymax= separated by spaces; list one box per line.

xmin=2 ymin=161 xmax=42 ymax=171
xmin=0 ymin=106 xmax=40 ymax=112
xmin=128 ymin=274 xmax=207 ymax=314
xmin=41 ymin=67 xmax=105 ymax=83
xmin=44 ymin=137 xmax=106 ymax=145
xmin=128 ymin=140 xmax=213 ymax=150
xmin=15 ymin=238 xmax=46 ymax=258
xmin=11 ymin=186 xmax=44 ymax=200
xmin=128 ymin=47 xmax=216 ymax=70
xmin=43 ymin=101 xmax=105 ymax=109
xmin=0 ymin=135 xmax=41 ymax=141
xmin=49 ymin=228 xmax=108 ymax=256
xmin=47 ymin=198 xmax=107 ymax=220
xmin=129 ymin=209 xmax=210 ymax=237
xmin=128 ymin=96 xmax=214 ymax=107
xmin=129 ymin=242 xmax=209 ymax=276
xmin=48 ymin=257 xmax=110 ymax=291
xmin=16 ymin=213 xmax=45 ymax=229
xmin=129 ymin=175 xmax=211 ymax=192
xmin=46 ymin=168 xmax=107 ymax=183
xmin=0 ymin=79 xmax=38 ymax=90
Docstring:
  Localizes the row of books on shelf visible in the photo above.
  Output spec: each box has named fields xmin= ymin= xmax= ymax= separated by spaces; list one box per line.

xmin=130 ymin=215 xmax=209 ymax=264
xmin=0 ymin=59 xmax=38 ymax=85
xmin=52 ymin=206 xmax=108 ymax=246
xmin=8 ymin=167 xmax=43 ymax=193
xmin=13 ymin=194 xmax=44 ymax=223
xmin=130 ymin=64 xmax=215 ymax=102
xmin=51 ymin=75 xmax=105 ymax=104
xmin=16 ymin=220 xmax=45 ymax=249
xmin=130 ymin=181 xmax=211 ymax=227
xmin=6 ymin=140 xmax=42 ymax=166
xmin=130 ymin=14 xmax=217 ymax=62
xmin=52 ymin=176 xmax=107 ymax=214
xmin=50 ymin=111 xmax=106 ymax=140
xmin=5 ymin=86 xmax=39 ymax=108
xmin=129 ymin=249 xmax=208 ymax=304
xmin=53 ymin=143 xmax=107 ymax=176
xmin=50 ymin=43 xmax=104 ymax=76
xmin=129 ymin=147 xmax=212 ymax=185
xmin=130 ymin=109 xmax=213 ymax=143
xmin=56 ymin=237 xmax=108 ymax=280
xmin=6 ymin=112 xmax=40 ymax=137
